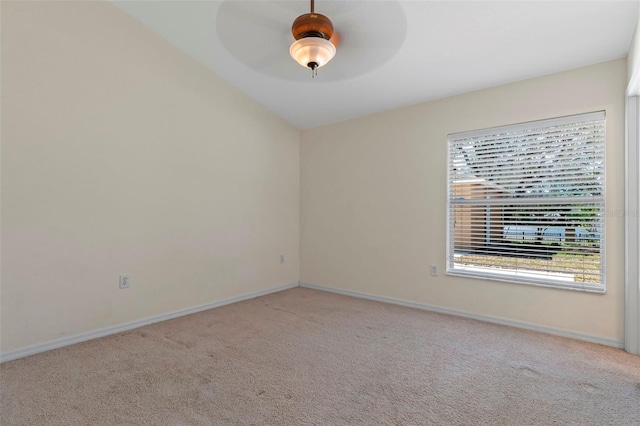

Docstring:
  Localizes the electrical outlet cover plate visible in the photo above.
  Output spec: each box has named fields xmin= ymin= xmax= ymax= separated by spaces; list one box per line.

xmin=119 ymin=274 xmax=130 ymax=289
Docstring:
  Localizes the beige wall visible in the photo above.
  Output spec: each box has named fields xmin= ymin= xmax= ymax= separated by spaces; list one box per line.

xmin=1 ymin=2 xmax=300 ymax=353
xmin=629 ymin=15 xmax=640 ymax=92
xmin=301 ymin=59 xmax=627 ymax=342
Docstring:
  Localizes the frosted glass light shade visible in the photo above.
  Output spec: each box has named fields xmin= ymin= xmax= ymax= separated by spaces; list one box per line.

xmin=289 ymin=37 xmax=336 ymax=69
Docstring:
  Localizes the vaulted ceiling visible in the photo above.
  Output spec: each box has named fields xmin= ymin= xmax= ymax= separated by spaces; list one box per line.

xmin=113 ymin=1 xmax=640 ymax=129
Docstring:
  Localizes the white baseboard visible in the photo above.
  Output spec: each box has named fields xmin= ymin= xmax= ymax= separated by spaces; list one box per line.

xmin=0 ymin=283 xmax=299 ymax=363
xmin=300 ymin=282 xmax=625 ymax=349
xmin=4 ymin=281 xmax=623 ymax=363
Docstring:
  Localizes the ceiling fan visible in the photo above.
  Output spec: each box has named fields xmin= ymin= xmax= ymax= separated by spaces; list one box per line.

xmin=289 ymin=0 xmax=339 ymax=77
xmin=215 ymin=0 xmax=406 ymax=82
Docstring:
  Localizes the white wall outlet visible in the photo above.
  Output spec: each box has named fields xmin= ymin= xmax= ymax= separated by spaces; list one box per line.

xmin=119 ymin=274 xmax=131 ymax=289
xmin=280 ymin=255 xmax=285 ymax=264
xmin=430 ymin=265 xmax=439 ymax=277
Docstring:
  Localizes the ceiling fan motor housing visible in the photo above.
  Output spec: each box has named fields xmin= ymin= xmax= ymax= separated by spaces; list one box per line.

xmin=291 ymin=13 xmax=334 ymax=40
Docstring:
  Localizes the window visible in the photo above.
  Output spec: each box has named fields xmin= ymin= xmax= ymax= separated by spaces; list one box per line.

xmin=447 ymin=111 xmax=605 ymax=292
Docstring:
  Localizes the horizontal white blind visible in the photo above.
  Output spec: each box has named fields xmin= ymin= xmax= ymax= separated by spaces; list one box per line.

xmin=447 ymin=112 xmax=605 ymax=291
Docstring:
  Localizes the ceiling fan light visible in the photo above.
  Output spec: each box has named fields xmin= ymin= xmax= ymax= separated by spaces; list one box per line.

xmin=289 ymin=37 xmax=336 ymax=70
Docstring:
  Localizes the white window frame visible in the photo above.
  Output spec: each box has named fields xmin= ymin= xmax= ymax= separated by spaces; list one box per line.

xmin=446 ymin=112 xmax=606 ymax=293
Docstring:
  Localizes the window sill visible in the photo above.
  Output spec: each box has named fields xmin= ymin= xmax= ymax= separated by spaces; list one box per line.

xmin=446 ymin=266 xmax=606 ymax=294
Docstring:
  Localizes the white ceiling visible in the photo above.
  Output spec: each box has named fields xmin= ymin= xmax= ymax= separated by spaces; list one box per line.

xmin=112 ymin=1 xmax=639 ymax=130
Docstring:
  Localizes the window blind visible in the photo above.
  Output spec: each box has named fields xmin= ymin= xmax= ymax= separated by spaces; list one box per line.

xmin=447 ymin=111 xmax=605 ymax=292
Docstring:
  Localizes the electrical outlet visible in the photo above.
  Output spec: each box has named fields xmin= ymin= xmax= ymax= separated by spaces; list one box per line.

xmin=119 ymin=274 xmax=130 ymax=289
xmin=430 ymin=265 xmax=438 ymax=277
xmin=280 ymin=255 xmax=285 ymax=264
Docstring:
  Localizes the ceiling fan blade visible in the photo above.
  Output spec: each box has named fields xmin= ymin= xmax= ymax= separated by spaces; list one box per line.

xmin=330 ymin=32 xmax=341 ymax=48
xmin=217 ymin=1 xmax=290 ymax=35
xmin=250 ymin=51 xmax=291 ymax=73
xmin=217 ymin=0 xmax=295 ymax=72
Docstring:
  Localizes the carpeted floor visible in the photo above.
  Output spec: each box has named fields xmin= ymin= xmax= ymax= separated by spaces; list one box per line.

xmin=1 ymin=287 xmax=639 ymax=425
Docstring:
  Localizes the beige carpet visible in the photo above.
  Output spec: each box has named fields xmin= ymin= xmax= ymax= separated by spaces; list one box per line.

xmin=1 ymin=287 xmax=639 ymax=425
